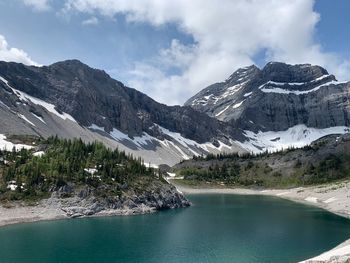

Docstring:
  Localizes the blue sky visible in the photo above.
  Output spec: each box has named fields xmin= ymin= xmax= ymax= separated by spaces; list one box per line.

xmin=0 ymin=0 xmax=349 ymax=105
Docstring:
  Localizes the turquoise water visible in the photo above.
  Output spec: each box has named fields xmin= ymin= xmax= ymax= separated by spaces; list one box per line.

xmin=1 ymin=194 xmax=350 ymax=263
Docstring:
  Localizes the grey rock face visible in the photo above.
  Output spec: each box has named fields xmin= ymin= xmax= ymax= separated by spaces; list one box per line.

xmin=185 ymin=62 xmax=350 ymax=132
xmin=0 ymin=60 xmax=249 ymax=164
xmin=2 ymin=60 xmax=348 ymax=161
xmin=0 ymin=60 xmax=239 ymax=143
xmin=53 ymin=181 xmax=190 ymax=218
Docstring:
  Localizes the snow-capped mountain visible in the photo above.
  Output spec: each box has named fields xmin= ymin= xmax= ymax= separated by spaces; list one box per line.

xmin=1 ymin=60 xmax=349 ymax=165
xmin=0 ymin=60 xmax=246 ymax=165
xmin=185 ymin=62 xmax=350 ymax=152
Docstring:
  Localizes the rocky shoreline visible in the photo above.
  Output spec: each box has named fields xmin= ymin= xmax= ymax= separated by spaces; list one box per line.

xmin=0 ymin=181 xmax=191 ymax=227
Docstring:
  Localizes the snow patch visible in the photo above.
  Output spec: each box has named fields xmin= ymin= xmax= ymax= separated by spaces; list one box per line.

xmin=220 ymin=81 xmax=248 ymax=100
xmin=0 ymin=100 xmax=10 ymax=110
xmin=110 ymin=128 xmax=130 ymax=141
xmin=31 ymin=113 xmax=45 ymax=124
xmin=25 ymin=95 xmax=76 ymax=122
xmin=215 ymin=105 xmax=230 ymax=117
xmin=133 ymin=133 xmax=156 ymax=148
xmin=259 ymin=78 xmax=345 ymax=95
xmin=109 ymin=128 xmax=156 ymax=149
xmin=232 ymin=100 xmax=245 ymax=109
xmin=18 ymin=114 xmax=36 ymax=126
xmin=144 ymin=163 xmax=159 ymax=169
xmin=157 ymin=125 xmax=227 ymax=155
xmin=160 ymin=139 xmax=191 ymax=160
xmin=237 ymin=124 xmax=350 ymax=154
xmin=33 ymin=151 xmax=45 ymax=157
xmin=84 ymin=168 xmax=98 ymax=175
xmin=7 ymin=181 xmax=17 ymax=191
xmin=89 ymin=124 xmax=106 ymax=132
xmin=107 ymin=125 xmax=231 ymax=160
xmin=167 ymin=172 xmax=176 ymax=177
xmin=191 ymin=81 xmax=248 ymax=106
xmin=0 ymin=76 xmax=76 ymax=122
xmin=0 ymin=134 xmax=32 ymax=151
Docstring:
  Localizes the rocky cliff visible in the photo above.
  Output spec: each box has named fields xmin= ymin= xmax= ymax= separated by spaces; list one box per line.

xmin=50 ymin=180 xmax=190 ymax=218
xmin=186 ymin=62 xmax=350 ymax=132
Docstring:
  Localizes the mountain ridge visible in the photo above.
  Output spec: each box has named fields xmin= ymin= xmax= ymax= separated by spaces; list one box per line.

xmin=0 ymin=60 xmax=246 ymax=165
xmin=0 ymin=59 xmax=349 ymax=165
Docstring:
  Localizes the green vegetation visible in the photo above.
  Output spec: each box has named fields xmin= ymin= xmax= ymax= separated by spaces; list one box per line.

xmin=0 ymin=136 xmax=157 ymax=202
xmin=175 ymin=139 xmax=350 ymax=188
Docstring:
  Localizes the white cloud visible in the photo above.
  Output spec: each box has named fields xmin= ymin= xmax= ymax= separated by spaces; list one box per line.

xmin=0 ymin=34 xmax=40 ymax=66
xmin=82 ymin=16 xmax=99 ymax=26
xmin=22 ymin=0 xmax=51 ymax=11
xmin=63 ymin=0 xmax=350 ymax=105
xmin=126 ymin=62 xmax=191 ymax=106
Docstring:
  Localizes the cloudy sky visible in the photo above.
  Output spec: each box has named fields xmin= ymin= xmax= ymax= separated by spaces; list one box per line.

xmin=0 ymin=0 xmax=349 ymax=105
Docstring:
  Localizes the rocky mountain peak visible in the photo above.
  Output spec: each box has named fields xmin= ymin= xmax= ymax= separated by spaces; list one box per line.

xmin=261 ymin=62 xmax=333 ymax=83
xmin=51 ymin=59 xmax=86 ymax=67
xmin=47 ymin=59 xmax=113 ymax=85
xmin=186 ymin=61 xmax=349 ymax=133
xmin=225 ymin=65 xmax=261 ymax=85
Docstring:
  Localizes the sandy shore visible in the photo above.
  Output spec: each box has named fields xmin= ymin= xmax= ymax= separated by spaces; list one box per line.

xmin=172 ymin=179 xmax=350 ymax=262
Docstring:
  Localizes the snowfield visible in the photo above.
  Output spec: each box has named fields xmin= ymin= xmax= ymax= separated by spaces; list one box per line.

xmin=237 ymin=124 xmax=350 ymax=154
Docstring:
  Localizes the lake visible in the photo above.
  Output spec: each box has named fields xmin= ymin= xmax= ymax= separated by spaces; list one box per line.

xmin=1 ymin=194 xmax=350 ymax=263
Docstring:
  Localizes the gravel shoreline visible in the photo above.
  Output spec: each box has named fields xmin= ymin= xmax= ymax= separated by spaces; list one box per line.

xmin=0 ymin=198 xmax=157 ymax=228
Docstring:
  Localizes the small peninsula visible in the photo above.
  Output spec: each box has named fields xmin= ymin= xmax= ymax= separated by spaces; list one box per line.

xmin=0 ymin=136 xmax=190 ymax=226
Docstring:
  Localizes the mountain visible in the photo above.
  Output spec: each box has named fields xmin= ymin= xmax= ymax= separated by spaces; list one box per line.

xmin=185 ymin=62 xmax=350 ymax=152
xmin=1 ymin=60 xmax=349 ymax=165
xmin=0 ymin=60 xmax=245 ymax=166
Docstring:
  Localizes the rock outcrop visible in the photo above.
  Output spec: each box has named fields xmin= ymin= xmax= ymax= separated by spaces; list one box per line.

xmin=48 ymin=180 xmax=190 ymax=218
